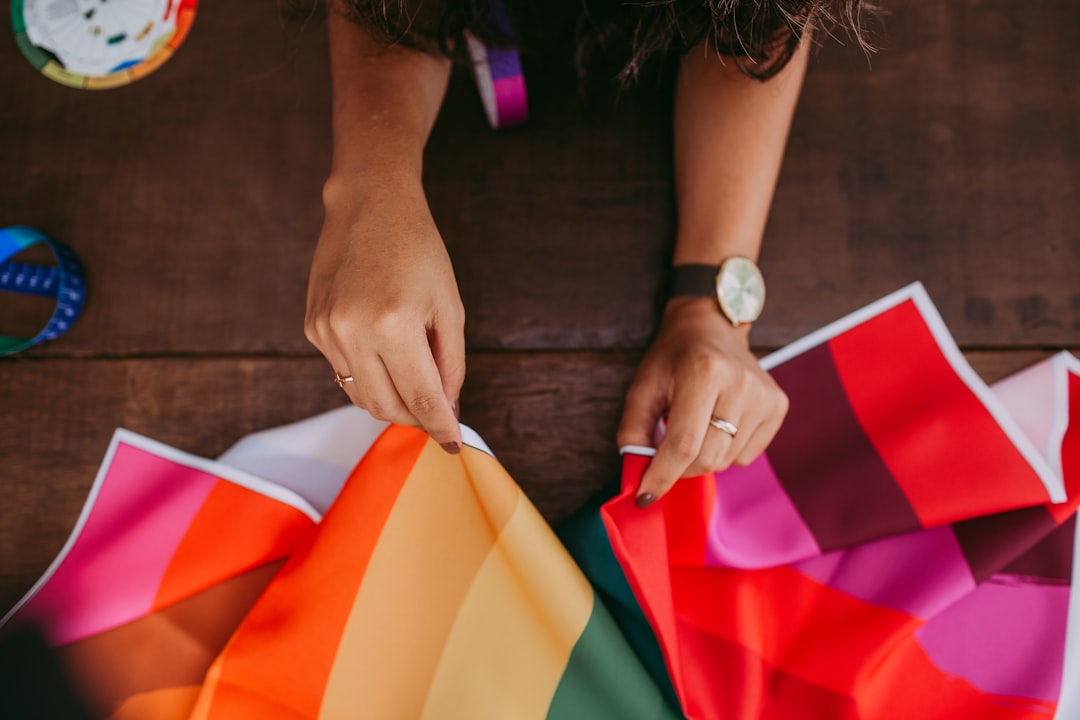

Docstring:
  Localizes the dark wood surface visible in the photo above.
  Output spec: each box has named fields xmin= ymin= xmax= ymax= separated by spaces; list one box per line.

xmin=1 ymin=1 xmax=1078 ymax=609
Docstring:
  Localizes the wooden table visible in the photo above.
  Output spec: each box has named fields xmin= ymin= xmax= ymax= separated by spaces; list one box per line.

xmin=2 ymin=1 xmax=1077 ymax=613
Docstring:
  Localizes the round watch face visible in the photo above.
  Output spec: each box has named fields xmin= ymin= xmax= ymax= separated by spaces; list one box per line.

xmin=715 ymin=256 xmax=765 ymax=326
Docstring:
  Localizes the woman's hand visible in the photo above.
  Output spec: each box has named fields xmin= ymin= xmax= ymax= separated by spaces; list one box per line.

xmin=305 ymin=178 xmax=465 ymax=453
xmin=617 ymin=297 xmax=789 ymax=507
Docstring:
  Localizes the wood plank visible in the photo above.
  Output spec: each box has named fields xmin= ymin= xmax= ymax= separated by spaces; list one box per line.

xmin=3 ymin=2 xmax=1077 ymax=356
xmin=763 ymin=1 xmax=1080 ymax=348
xmin=0 ymin=2 xmax=331 ymax=356
xmin=0 ymin=348 xmax=1063 ymax=612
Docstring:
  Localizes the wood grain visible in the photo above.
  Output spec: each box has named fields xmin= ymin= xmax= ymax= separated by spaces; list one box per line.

xmin=2 ymin=1 xmax=1077 ymax=356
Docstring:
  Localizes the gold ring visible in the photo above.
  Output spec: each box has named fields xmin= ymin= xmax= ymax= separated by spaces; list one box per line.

xmin=333 ymin=371 xmax=354 ymax=389
xmin=709 ymin=416 xmax=738 ymax=437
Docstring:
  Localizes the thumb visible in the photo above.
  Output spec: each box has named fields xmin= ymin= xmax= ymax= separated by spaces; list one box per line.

xmin=617 ymin=382 xmax=665 ymax=450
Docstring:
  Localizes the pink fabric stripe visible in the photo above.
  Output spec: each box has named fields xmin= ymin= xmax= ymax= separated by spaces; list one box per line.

xmin=795 ymin=526 xmax=977 ymax=620
xmin=704 ymin=454 xmax=820 ymax=568
xmin=492 ymin=76 xmax=527 ymax=127
xmin=19 ymin=441 xmax=218 ymax=645
xmin=915 ymin=575 xmax=1069 ymax=702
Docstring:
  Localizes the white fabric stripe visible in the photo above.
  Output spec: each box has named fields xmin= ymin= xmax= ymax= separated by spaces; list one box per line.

xmin=219 ymin=405 xmax=390 ymax=473
xmin=758 ymin=283 xmax=924 ymax=371
xmin=110 ymin=430 xmax=321 ymax=522
xmin=216 ymin=442 xmax=356 ymax=516
xmin=461 ymin=424 xmax=495 ymax=458
xmin=619 ymin=444 xmax=656 ymax=457
xmin=907 ymin=288 xmax=1065 ymax=503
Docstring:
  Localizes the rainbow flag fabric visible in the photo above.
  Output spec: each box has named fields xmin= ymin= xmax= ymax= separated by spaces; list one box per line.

xmin=1 ymin=283 xmax=1078 ymax=719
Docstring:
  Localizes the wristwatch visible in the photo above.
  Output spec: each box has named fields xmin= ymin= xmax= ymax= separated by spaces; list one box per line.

xmin=669 ymin=256 xmax=766 ymax=327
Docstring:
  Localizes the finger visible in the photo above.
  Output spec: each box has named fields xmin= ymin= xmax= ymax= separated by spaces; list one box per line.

xmin=309 ymin=320 xmax=413 ymax=421
xmin=351 ymin=356 xmax=418 ymax=426
xmin=381 ymin=331 xmax=463 ymax=452
xmin=428 ymin=312 xmax=466 ymax=409
xmin=715 ymin=409 xmax=757 ymax=470
xmin=734 ymin=408 xmax=786 ymax=466
xmin=686 ymin=404 xmax=745 ymax=476
xmin=637 ymin=380 xmax=718 ymax=507
xmin=616 ymin=376 xmax=668 ymax=449
xmin=313 ymin=332 xmax=384 ymax=410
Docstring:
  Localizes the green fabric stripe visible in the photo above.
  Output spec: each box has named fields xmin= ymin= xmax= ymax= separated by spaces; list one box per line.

xmin=557 ymin=482 xmax=682 ymax=712
xmin=547 ymin=592 xmax=683 ymax=720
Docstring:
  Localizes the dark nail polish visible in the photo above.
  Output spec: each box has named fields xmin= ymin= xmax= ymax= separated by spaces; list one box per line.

xmin=635 ymin=492 xmax=657 ymax=509
xmin=441 ymin=442 xmax=461 ymax=455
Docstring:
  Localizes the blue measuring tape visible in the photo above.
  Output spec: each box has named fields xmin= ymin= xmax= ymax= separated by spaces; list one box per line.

xmin=0 ymin=226 xmax=86 ymax=356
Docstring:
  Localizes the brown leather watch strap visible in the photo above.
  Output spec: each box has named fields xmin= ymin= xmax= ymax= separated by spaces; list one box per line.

xmin=669 ymin=264 xmax=720 ymax=299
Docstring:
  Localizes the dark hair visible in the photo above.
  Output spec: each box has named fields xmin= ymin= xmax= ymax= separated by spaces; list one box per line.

xmin=333 ymin=0 xmax=877 ymax=82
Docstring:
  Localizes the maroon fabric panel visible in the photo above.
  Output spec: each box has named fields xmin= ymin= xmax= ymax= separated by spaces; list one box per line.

xmin=766 ymin=343 xmax=922 ymax=552
xmin=952 ymin=506 xmax=1061 ymax=584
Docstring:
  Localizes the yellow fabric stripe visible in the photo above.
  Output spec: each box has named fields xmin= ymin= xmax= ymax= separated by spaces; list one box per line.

xmin=319 ymin=441 xmax=521 ymax=719
xmin=419 ymin=489 xmax=595 ymax=720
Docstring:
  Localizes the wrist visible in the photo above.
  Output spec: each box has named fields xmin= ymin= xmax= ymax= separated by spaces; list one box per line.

xmin=660 ymin=298 xmax=753 ymax=355
xmin=664 ymin=296 xmax=752 ymax=334
xmin=668 ymin=257 xmax=766 ymax=328
xmin=322 ymin=168 xmax=425 ymax=213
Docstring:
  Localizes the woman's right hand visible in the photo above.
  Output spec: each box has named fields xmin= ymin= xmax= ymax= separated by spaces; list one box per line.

xmin=305 ymin=177 xmax=466 ymax=453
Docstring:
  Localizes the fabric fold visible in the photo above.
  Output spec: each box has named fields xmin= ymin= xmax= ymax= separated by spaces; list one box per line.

xmin=3 ymin=283 xmax=1077 ymax=719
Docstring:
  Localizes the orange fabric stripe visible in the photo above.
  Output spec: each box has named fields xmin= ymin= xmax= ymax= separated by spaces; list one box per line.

xmin=192 ymin=426 xmax=425 ymax=719
xmin=317 ymin=442 xmax=521 ymax=718
xmin=152 ymin=480 xmax=312 ymax=612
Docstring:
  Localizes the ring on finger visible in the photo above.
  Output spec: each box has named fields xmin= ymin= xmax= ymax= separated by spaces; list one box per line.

xmin=709 ymin=416 xmax=738 ymax=437
xmin=333 ymin=371 xmax=354 ymax=389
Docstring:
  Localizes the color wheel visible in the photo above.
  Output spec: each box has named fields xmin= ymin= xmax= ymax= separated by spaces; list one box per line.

xmin=12 ymin=0 xmax=198 ymax=89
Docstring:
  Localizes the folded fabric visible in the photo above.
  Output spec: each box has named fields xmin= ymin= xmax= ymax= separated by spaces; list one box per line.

xmin=567 ymin=285 xmax=1079 ymax=719
xmin=1 ymin=282 xmax=1076 ymax=719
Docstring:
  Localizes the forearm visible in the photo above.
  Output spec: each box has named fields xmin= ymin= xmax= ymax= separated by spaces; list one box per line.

xmin=324 ymin=4 xmax=452 ymax=203
xmin=672 ymin=37 xmax=811 ymax=266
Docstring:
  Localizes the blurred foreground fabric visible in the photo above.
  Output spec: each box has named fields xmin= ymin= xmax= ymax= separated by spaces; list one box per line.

xmin=2 ymin=283 xmax=1077 ymax=719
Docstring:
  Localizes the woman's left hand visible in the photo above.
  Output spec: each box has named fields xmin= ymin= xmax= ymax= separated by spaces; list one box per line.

xmin=617 ymin=296 xmax=789 ymax=508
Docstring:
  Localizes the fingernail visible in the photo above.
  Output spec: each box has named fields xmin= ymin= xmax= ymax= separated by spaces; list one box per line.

xmin=635 ymin=492 xmax=657 ymax=509
xmin=441 ymin=442 xmax=461 ymax=455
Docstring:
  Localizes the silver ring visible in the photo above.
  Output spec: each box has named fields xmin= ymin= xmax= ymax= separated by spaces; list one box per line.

xmin=709 ymin=416 xmax=738 ymax=437
xmin=333 ymin=371 xmax=354 ymax=389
